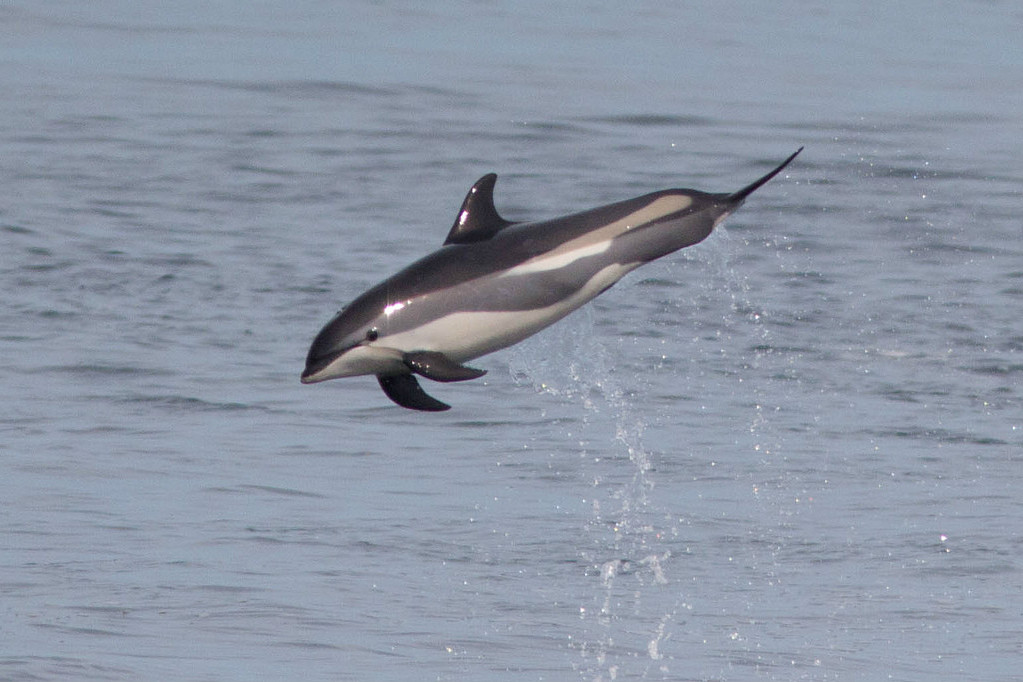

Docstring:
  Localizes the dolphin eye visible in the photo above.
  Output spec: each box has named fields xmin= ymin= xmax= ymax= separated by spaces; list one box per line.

xmin=366 ymin=328 xmax=379 ymax=342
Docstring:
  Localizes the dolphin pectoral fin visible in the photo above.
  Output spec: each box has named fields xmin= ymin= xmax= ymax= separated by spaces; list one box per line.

xmin=376 ymin=353 xmax=482 ymax=411
xmin=377 ymin=374 xmax=451 ymax=412
xmin=403 ymin=351 xmax=487 ymax=382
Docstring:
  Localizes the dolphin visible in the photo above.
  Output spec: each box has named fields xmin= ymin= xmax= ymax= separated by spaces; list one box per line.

xmin=302 ymin=148 xmax=802 ymax=411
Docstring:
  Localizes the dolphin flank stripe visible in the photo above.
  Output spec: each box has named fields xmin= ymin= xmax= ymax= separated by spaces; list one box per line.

xmin=523 ymin=193 xmax=696 ymax=268
xmin=301 ymin=148 xmax=802 ymax=410
xmin=500 ymin=239 xmax=613 ymax=277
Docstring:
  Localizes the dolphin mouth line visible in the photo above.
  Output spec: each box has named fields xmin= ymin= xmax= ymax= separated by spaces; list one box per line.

xmin=301 ymin=346 xmax=354 ymax=383
xmin=300 ymin=365 xmax=332 ymax=384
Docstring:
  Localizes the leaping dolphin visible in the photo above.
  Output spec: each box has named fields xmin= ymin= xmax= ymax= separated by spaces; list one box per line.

xmin=302 ymin=148 xmax=802 ymax=411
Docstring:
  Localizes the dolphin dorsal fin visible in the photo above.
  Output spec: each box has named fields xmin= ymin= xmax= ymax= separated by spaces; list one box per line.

xmin=443 ymin=173 xmax=513 ymax=245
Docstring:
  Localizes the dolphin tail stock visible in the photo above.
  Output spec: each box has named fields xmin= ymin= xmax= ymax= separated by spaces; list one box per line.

xmin=378 ymin=373 xmax=451 ymax=411
xmin=726 ymin=147 xmax=803 ymax=205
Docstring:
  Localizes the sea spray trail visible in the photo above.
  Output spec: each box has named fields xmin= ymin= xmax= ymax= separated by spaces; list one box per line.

xmin=580 ymin=364 xmax=683 ymax=680
xmin=510 ymin=309 xmax=692 ymax=679
xmin=590 ymin=409 xmax=675 ymax=680
xmin=535 ymin=237 xmax=795 ymax=680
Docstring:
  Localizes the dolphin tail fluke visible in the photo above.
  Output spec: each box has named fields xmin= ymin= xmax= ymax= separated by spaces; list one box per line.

xmin=726 ymin=147 xmax=803 ymax=204
xmin=378 ymin=374 xmax=451 ymax=411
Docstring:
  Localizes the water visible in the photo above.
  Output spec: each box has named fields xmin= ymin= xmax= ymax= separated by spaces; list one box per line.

xmin=2 ymin=1 xmax=1021 ymax=680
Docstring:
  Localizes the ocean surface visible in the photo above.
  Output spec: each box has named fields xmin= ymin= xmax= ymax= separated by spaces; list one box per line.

xmin=2 ymin=2 xmax=1021 ymax=680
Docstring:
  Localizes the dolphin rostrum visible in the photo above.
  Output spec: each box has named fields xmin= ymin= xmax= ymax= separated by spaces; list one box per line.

xmin=302 ymin=148 xmax=802 ymax=411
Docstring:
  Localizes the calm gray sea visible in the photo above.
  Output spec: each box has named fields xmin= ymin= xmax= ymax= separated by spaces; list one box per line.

xmin=2 ymin=1 xmax=1021 ymax=680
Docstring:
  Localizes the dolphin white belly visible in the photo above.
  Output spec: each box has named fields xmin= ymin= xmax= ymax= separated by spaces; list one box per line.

xmin=381 ymin=262 xmax=638 ymax=362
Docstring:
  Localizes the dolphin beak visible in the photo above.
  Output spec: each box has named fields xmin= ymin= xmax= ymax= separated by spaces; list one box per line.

xmin=301 ymin=347 xmax=348 ymax=383
xmin=301 ymin=343 xmax=407 ymax=383
xmin=300 ymin=368 xmax=322 ymax=384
